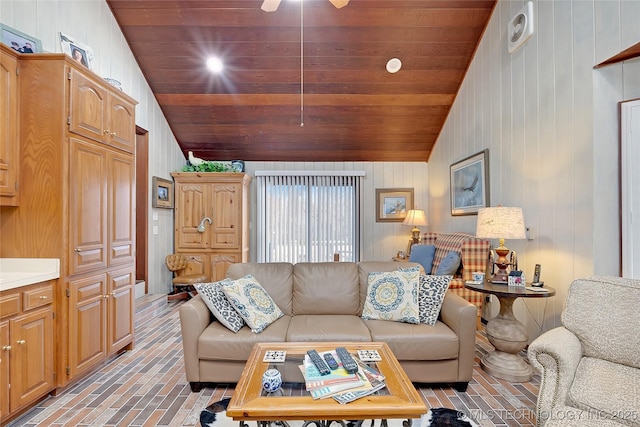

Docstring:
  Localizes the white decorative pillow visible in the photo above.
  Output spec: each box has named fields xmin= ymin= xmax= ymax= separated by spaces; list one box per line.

xmin=194 ymin=280 xmax=245 ymax=333
xmin=418 ymin=275 xmax=452 ymax=326
xmin=222 ymin=275 xmax=284 ymax=333
xmin=361 ymin=267 xmax=420 ymax=324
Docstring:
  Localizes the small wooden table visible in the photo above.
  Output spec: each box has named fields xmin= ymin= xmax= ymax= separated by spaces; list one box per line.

xmin=227 ymin=342 xmax=427 ymax=424
xmin=464 ymin=281 xmax=556 ymax=382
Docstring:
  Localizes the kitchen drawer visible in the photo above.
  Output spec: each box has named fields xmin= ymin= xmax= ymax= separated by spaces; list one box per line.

xmin=22 ymin=283 xmax=54 ymax=310
xmin=0 ymin=293 xmax=21 ymax=319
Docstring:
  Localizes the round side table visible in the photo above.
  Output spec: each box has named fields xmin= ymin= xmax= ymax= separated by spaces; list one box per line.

xmin=464 ymin=281 xmax=555 ymax=382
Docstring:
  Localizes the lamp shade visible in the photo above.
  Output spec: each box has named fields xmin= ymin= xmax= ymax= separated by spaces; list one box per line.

xmin=475 ymin=207 xmax=526 ymax=239
xmin=402 ymin=209 xmax=428 ymax=227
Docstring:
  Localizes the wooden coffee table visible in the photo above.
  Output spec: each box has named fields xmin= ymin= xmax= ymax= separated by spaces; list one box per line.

xmin=226 ymin=342 xmax=427 ymax=424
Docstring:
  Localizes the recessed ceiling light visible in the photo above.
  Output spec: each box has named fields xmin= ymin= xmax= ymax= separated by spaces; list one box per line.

xmin=386 ymin=58 xmax=402 ymax=73
xmin=206 ymin=57 xmax=223 ymax=73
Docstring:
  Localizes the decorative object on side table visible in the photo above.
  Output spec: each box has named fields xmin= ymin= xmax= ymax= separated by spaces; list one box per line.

xmin=475 ymin=206 xmax=526 ymax=283
xmin=261 ymin=368 xmax=282 ymax=393
xmin=464 ymin=281 xmax=555 ymax=382
xmin=450 ymin=149 xmax=489 ymax=216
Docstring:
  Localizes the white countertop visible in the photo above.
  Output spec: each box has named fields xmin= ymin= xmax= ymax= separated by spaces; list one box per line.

xmin=0 ymin=258 xmax=60 ymax=291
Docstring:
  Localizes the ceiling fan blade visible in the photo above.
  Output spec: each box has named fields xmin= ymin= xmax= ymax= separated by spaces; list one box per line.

xmin=329 ymin=0 xmax=350 ymax=8
xmin=261 ymin=0 xmax=281 ymax=12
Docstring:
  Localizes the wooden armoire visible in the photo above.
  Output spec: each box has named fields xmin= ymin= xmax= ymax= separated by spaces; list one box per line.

xmin=171 ymin=172 xmax=251 ymax=282
xmin=0 ymin=49 xmax=137 ymax=395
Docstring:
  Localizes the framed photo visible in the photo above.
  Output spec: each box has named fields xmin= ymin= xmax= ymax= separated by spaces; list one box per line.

xmin=450 ymin=149 xmax=489 ymax=216
xmin=152 ymin=176 xmax=174 ymax=209
xmin=1 ymin=23 xmax=42 ymax=53
xmin=375 ymin=188 xmax=414 ymax=222
xmin=59 ymin=32 xmax=95 ymax=71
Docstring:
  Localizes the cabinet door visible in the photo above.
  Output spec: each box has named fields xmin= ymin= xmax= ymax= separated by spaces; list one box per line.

xmin=68 ymin=69 xmax=108 ymax=144
xmin=0 ymin=320 xmax=8 ymax=419
xmin=108 ymin=91 xmax=136 ymax=153
xmin=210 ymin=183 xmax=242 ymax=249
xmin=0 ymin=49 xmax=19 ymax=205
xmin=69 ymin=138 xmax=108 ymax=275
xmin=9 ymin=307 xmax=53 ymax=412
xmin=109 ymin=152 xmax=135 ymax=267
xmin=107 ymin=268 xmax=134 ymax=354
xmin=174 ymin=182 xmax=209 ymax=250
xmin=68 ymin=274 xmax=107 ymax=379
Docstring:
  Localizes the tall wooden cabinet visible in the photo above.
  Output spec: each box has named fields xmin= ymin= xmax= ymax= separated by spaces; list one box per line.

xmin=0 ymin=52 xmax=137 ymax=399
xmin=171 ymin=172 xmax=251 ymax=282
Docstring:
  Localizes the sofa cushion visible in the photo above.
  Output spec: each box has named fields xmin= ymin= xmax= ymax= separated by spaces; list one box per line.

xmin=222 ymin=275 xmax=284 ymax=333
xmin=287 ymin=315 xmax=372 ymax=342
xmin=435 ymin=251 xmax=461 ymax=276
xmin=358 ymin=261 xmax=423 ymax=313
xmin=567 ymin=357 xmax=640 ymax=426
xmin=292 ymin=262 xmax=360 ymax=315
xmin=408 ymin=244 xmax=436 ymax=274
xmin=194 ymin=279 xmax=245 ymax=332
xmin=562 ymin=276 xmax=640 ymax=368
xmin=418 ymin=275 xmax=452 ymax=325
xmin=198 ymin=316 xmax=290 ymax=361
xmin=364 ymin=319 xmax=459 ymax=361
xmin=226 ymin=262 xmax=294 ymax=316
xmin=361 ymin=267 xmax=420 ymax=324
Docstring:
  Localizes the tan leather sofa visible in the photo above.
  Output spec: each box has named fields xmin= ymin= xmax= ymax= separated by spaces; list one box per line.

xmin=527 ymin=276 xmax=640 ymax=427
xmin=179 ymin=261 xmax=477 ymax=392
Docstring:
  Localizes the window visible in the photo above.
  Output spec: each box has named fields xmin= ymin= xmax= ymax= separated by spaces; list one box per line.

xmin=255 ymin=171 xmax=364 ymax=263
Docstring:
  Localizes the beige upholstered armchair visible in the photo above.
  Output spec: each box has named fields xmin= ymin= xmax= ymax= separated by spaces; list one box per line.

xmin=527 ymin=276 xmax=640 ymax=427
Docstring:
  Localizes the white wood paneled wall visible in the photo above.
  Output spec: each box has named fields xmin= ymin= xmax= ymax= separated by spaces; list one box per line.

xmin=245 ymin=162 xmax=429 ymax=262
xmin=1 ymin=0 xmax=185 ymax=295
xmin=428 ymin=0 xmax=640 ymax=339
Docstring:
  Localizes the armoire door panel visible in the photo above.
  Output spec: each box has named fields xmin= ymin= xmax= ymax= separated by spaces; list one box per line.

xmin=175 ymin=183 xmax=208 ymax=249
xmin=69 ymin=138 xmax=108 ymax=275
xmin=107 ymin=268 xmax=133 ymax=353
xmin=210 ymin=183 xmax=241 ymax=249
xmin=108 ymin=92 xmax=136 ymax=153
xmin=68 ymin=274 xmax=107 ymax=378
xmin=68 ymin=69 xmax=108 ymax=143
xmin=0 ymin=321 xmax=9 ymax=418
xmin=109 ymin=152 xmax=135 ymax=267
xmin=0 ymin=48 xmax=18 ymax=204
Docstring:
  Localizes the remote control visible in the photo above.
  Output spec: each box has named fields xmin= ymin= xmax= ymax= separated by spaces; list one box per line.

xmin=335 ymin=347 xmax=359 ymax=374
xmin=323 ymin=353 xmax=339 ymax=370
xmin=307 ymin=350 xmax=331 ymax=375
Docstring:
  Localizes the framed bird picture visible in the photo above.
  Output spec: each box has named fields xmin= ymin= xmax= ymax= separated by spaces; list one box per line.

xmin=450 ymin=149 xmax=489 ymax=216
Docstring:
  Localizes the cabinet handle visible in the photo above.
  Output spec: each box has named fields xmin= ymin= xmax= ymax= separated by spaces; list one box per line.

xmin=104 ymin=129 xmax=110 ymax=135
xmin=74 ymin=248 xmax=81 ymax=252
xmin=2 ymin=345 xmax=11 ymax=351
xmin=111 ymin=132 xmax=116 ymax=137
xmin=39 ymin=295 xmax=48 ymax=300
xmin=111 ymin=292 xmax=116 ymax=297
xmin=103 ymin=295 xmax=109 ymax=299
xmin=16 ymin=340 xmax=26 ymax=345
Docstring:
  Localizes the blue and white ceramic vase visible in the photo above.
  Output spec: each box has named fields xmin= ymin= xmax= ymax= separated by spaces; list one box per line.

xmin=262 ymin=368 xmax=282 ymax=393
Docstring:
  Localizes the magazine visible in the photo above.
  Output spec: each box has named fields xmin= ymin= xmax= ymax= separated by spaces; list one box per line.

xmin=332 ymin=368 xmax=386 ymax=404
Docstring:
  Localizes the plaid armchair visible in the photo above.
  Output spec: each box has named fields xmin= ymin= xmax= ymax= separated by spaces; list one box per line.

xmin=422 ymin=232 xmax=490 ymax=317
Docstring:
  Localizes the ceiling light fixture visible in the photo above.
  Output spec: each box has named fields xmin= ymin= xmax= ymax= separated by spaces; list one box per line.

xmin=206 ymin=56 xmax=223 ymax=73
xmin=386 ymin=58 xmax=402 ymax=73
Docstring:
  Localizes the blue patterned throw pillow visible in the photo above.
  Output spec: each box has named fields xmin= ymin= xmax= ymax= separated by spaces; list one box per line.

xmin=222 ymin=275 xmax=284 ymax=333
xmin=194 ymin=280 xmax=245 ymax=333
xmin=418 ymin=275 xmax=452 ymax=325
xmin=361 ymin=267 xmax=420 ymax=324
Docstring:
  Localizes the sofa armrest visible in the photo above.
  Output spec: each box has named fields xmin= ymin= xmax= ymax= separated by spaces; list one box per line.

xmin=439 ymin=291 xmax=477 ymax=382
xmin=527 ymin=327 xmax=583 ymax=426
xmin=179 ymin=295 xmax=213 ymax=382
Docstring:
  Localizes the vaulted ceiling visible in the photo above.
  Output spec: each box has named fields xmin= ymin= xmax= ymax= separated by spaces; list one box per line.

xmin=106 ymin=0 xmax=496 ymax=162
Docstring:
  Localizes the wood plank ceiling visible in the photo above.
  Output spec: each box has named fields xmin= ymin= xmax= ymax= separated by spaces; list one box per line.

xmin=106 ymin=0 xmax=496 ymax=162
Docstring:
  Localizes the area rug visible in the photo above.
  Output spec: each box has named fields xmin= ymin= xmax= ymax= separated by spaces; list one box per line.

xmin=200 ymin=398 xmax=479 ymax=427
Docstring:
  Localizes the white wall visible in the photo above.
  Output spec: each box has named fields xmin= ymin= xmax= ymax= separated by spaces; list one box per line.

xmin=245 ymin=162 xmax=429 ymax=262
xmin=428 ymin=0 xmax=640 ymax=340
xmin=0 ymin=0 xmax=185 ymax=294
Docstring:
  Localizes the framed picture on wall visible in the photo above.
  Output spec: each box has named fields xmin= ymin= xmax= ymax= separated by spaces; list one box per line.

xmin=375 ymin=188 xmax=414 ymax=222
xmin=0 ymin=23 xmax=42 ymax=53
xmin=59 ymin=31 xmax=95 ymax=71
xmin=450 ymin=149 xmax=489 ymax=216
xmin=152 ymin=176 xmax=174 ymax=209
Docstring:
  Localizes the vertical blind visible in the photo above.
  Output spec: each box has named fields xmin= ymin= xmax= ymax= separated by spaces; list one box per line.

xmin=255 ymin=171 xmax=364 ymax=263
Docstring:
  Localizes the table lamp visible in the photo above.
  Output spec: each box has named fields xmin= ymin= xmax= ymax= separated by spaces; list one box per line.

xmin=475 ymin=206 xmax=526 ymax=284
xmin=403 ymin=209 xmax=428 ymax=243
